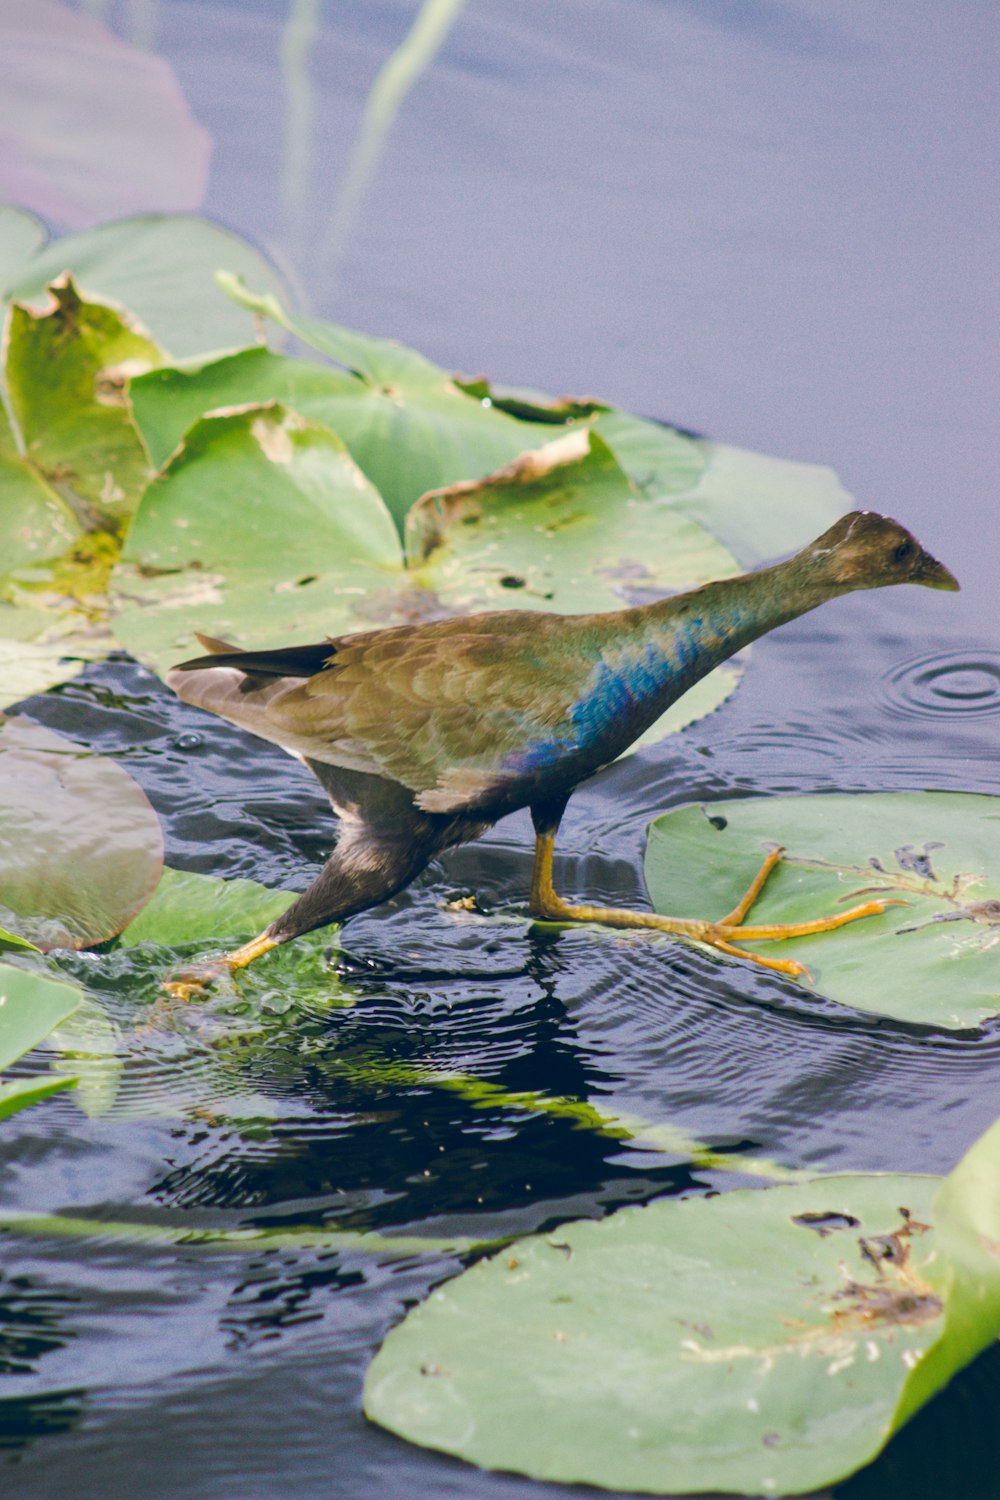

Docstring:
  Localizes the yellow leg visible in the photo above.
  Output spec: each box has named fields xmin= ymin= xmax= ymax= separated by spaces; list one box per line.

xmin=528 ymin=834 xmax=904 ymax=980
xmin=162 ymin=929 xmax=281 ymax=999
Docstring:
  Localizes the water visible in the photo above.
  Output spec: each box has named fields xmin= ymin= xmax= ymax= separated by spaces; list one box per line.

xmin=3 ymin=2 xmax=998 ymax=1496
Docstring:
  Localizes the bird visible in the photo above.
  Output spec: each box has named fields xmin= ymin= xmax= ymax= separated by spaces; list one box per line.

xmin=164 ymin=511 xmax=958 ymax=995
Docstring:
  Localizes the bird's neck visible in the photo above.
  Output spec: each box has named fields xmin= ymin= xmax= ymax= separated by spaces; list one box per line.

xmin=593 ymin=554 xmax=843 ymax=731
xmin=641 ymin=556 xmax=833 ymax=670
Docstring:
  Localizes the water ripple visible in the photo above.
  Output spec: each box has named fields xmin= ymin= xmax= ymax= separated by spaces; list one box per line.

xmin=884 ymin=648 xmax=1000 ymax=721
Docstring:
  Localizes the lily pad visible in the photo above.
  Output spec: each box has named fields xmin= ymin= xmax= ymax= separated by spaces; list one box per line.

xmin=644 ymin=792 xmax=1000 ymax=1028
xmin=593 ymin=410 xmax=849 ymax=568
xmin=364 ymin=1120 xmax=1000 ymax=1496
xmin=110 ymin=404 xmax=402 ymax=673
xmin=217 ymin=277 xmax=576 ymax=531
xmin=5 ymin=274 xmax=158 ymax=522
xmin=112 ymin=409 xmax=742 ymax=743
xmin=0 ymin=962 xmax=81 ymax=1120
xmin=0 ymin=716 xmax=163 ymax=949
xmin=116 ymin=866 xmax=294 ymax=948
xmin=128 ymin=345 xmax=358 ymax=469
xmin=3 ymin=212 xmax=288 ymax=359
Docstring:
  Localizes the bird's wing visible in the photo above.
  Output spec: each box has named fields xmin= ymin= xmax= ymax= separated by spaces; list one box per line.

xmin=170 ymin=612 xmax=606 ymax=813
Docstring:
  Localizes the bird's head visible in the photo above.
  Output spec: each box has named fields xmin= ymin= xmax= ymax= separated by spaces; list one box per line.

xmin=799 ymin=511 xmax=959 ymax=594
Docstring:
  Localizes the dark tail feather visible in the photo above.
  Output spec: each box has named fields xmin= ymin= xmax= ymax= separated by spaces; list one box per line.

xmin=172 ymin=636 xmax=336 ymax=678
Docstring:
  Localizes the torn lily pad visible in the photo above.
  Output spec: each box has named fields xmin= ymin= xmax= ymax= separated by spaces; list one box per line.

xmin=4 ymin=274 xmax=158 ymax=524
xmin=644 ymin=792 xmax=1000 ymax=1027
xmin=364 ymin=1119 xmax=1000 ymax=1496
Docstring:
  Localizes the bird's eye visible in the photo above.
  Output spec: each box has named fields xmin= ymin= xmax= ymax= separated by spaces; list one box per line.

xmin=893 ymin=541 xmax=913 ymax=563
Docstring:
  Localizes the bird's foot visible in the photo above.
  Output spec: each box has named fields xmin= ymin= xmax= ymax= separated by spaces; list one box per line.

xmin=530 ymin=845 xmax=907 ymax=980
xmin=161 ymin=931 xmax=281 ymax=999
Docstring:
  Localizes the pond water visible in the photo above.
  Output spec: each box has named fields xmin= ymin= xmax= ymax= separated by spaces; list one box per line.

xmin=3 ymin=2 xmax=998 ymax=1496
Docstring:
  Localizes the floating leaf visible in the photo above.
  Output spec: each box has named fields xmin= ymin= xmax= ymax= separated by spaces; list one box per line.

xmin=405 ymin=428 xmax=736 ymax=616
xmin=5 ymin=275 xmax=158 ymax=522
xmin=128 ymin=345 xmax=358 ymax=469
xmin=0 ymin=1073 xmax=74 ymax=1121
xmin=3 ymin=213 xmax=288 ymax=359
xmin=364 ymin=1121 xmax=1000 ymax=1496
xmin=0 ymin=960 xmax=81 ymax=1068
xmin=0 ymin=204 xmax=45 ymax=286
xmin=594 ymin=410 xmax=849 ymax=568
xmin=644 ymin=792 xmax=1000 ymax=1028
xmin=0 ymin=716 xmax=163 ymax=949
xmin=0 ymin=962 xmax=81 ymax=1120
xmin=110 ymin=404 xmax=401 ymax=673
xmin=217 ymin=277 xmax=567 ymax=531
xmin=0 ymin=926 xmax=37 ymax=952
xmin=116 ymin=866 xmax=294 ymax=948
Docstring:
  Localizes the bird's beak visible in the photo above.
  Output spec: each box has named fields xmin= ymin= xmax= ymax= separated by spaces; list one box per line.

xmin=915 ymin=548 xmax=960 ymax=591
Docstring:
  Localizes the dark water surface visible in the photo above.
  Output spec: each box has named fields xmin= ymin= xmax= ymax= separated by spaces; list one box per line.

xmin=3 ymin=2 xmax=998 ymax=1497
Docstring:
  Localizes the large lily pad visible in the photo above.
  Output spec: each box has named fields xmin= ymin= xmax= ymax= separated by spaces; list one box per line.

xmin=644 ymin=792 xmax=1000 ymax=1028
xmin=128 ymin=345 xmax=359 ymax=469
xmin=0 ymin=716 xmax=163 ymax=949
xmin=364 ymin=1120 xmax=1000 ymax=1496
xmin=112 ymin=409 xmax=742 ymax=742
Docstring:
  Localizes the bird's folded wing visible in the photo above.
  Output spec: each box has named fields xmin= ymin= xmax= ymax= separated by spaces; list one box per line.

xmin=173 ymin=613 xmax=604 ymax=811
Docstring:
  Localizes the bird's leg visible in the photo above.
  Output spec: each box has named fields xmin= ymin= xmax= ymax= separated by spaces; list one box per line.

xmin=163 ymin=804 xmax=453 ymax=999
xmin=528 ymin=813 xmax=903 ymax=980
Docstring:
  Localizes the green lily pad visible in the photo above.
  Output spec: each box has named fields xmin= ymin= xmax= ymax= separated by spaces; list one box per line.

xmin=0 ymin=206 xmax=46 ymax=287
xmin=110 ymin=404 xmax=402 ymax=673
xmin=0 ymin=926 xmax=37 ymax=952
xmin=3 ymin=212 xmax=288 ymax=359
xmin=128 ymin=345 xmax=359 ymax=469
xmin=116 ymin=866 xmax=294 ymax=947
xmin=0 ymin=1074 xmax=75 ymax=1121
xmin=0 ymin=275 xmax=155 ymax=703
xmin=644 ymin=792 xmax=1000 ymax=1028
xmin=404 ymin=427 xmax=736 ymax=614
xmin=4 ymin=274 xmax=158 ymax=523
xmin=0 ymin=962 xmax=82 ymax=1121
xmin=217 ymin=277 xmax=571 ymax=531
xmin=364 ymin=1120 xmax=1000 ymax=1496
xmin=594 ymin=410 xmax=849 ymax=568
xmin=0 ymin=716 xmax=163 ymax=949
xmin=0 ymin=961 xmax=81 ymax=1069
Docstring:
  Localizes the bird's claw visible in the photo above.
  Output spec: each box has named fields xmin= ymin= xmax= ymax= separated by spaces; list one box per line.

xmin=161 ymin=959 xmax=234 ymax=1000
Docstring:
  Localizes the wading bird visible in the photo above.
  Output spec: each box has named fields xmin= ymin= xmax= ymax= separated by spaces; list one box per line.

xmin=166 ymin=511 xmax=957 ymax=993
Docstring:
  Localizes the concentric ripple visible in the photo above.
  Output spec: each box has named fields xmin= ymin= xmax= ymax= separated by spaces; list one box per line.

xmin=884 ymin=648 xmax=1000 ymax=720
